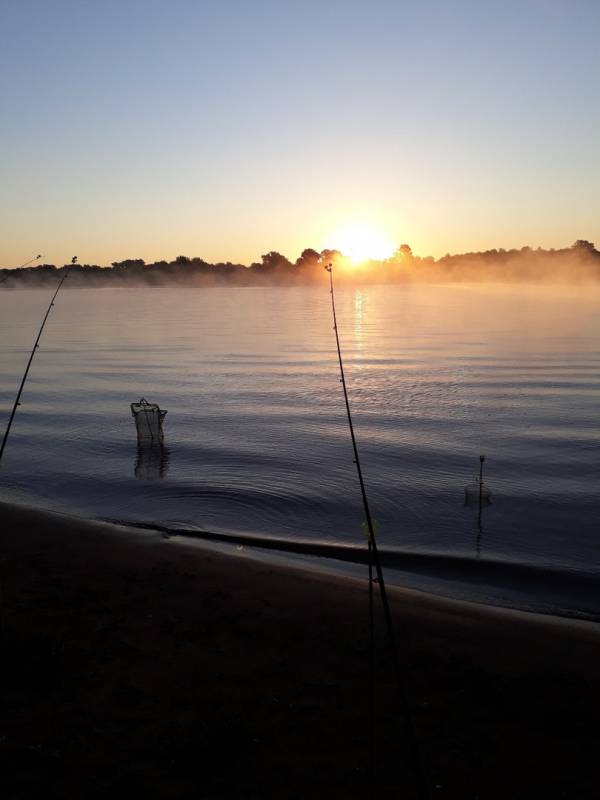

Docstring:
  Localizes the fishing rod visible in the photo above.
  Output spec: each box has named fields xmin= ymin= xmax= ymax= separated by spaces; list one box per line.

xmin=367 ymin=534 xmax=375 ymax=784
xmin=0 ymin=256 xmax=77 ymax=463
xmin=0 ymin=254 xmax=42 ymax=285
xmin=324 ymin=263 xmax=427 ymax=799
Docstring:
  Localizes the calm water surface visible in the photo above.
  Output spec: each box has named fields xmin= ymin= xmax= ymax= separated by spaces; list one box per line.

xmin=1 ymin=284 xmax=598 ymax=616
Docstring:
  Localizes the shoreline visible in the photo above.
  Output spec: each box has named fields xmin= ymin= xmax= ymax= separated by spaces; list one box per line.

xmin=1 ymin=499 xmax=599 ymax=797
xmin=138 ymin=518 xmax=600 ymax=623
xmin=10 ymin=499 xmax=600 ymax=623
xmin=8 ymin=498 xmax=600 ymax=623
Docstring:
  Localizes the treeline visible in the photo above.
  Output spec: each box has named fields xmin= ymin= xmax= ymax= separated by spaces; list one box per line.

xmin=2 ymin=240 xmax=600 ymax=288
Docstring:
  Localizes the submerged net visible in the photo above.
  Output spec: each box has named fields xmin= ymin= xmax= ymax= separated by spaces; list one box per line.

xmin=131 ymin=398 xmax=167 ymax=444
xmin=135 ymin=443 xmax=169 ymax=480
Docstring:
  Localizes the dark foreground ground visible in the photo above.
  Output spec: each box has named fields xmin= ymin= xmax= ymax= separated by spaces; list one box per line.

xmin=0 ymin=501 xmax=599 ymax=799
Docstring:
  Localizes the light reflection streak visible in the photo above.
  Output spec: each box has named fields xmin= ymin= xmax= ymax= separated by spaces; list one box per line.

xmin=354 ymin=290 xmax=364 ymax=351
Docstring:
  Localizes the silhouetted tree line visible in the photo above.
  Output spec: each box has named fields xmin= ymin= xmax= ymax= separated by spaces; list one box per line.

xmin=2 ymin=240 xmax=599 ymax=288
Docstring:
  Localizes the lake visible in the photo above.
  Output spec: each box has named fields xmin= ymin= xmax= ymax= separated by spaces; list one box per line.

xmin=1 ymin=283 xmax=599 ymax=617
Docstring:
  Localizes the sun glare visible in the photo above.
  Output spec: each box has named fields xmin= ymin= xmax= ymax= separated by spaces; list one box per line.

xmin=328 ymin=224 xmax=395 ymax=264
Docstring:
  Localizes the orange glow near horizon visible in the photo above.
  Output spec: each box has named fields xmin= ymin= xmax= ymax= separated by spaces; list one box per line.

xmin=325 ymin=223 xmax=396 ymax=264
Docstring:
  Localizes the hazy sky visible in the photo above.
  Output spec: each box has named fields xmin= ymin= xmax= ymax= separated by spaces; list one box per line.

xmin=1 ymin=0 xmax=599 ymax=266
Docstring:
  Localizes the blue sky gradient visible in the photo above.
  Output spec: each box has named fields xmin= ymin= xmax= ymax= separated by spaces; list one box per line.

xmin=1 ymin=0 xmax=599 ymax=265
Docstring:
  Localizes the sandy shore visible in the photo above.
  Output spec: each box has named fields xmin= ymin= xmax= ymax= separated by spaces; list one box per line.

xmin=1 ymin=501 xmax=599 ymax=799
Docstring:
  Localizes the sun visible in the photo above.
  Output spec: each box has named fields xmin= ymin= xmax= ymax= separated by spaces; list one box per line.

xmin=327 ymin=223 xmax=395 ymax=264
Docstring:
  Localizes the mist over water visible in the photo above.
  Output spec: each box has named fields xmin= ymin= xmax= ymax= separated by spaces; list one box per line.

xmin=1 ymin=284 xmax=599 ymax=616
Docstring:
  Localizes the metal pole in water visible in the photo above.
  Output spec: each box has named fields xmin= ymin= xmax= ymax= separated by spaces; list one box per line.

xmin=0 ymin=257 xmax=76 ymax=463
xmin=324 ymin=263 xmax=427 ymax=799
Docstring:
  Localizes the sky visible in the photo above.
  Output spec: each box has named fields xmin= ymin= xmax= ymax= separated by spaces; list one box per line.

xmin=1 ymin=0 xmax=599 ymax=266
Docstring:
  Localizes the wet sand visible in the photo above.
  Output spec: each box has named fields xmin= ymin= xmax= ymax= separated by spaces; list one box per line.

xmin=1 ymin=500 xmax=599 ymax=799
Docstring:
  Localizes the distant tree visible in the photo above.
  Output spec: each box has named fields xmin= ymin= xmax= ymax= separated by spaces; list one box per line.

xmin=295 ymin=248 xmax=321 ymax=269
xmin=320 ymin=249 xmax=343 ymax=267
xmin=572 ymin=240 xmax=597 ymax=253
xmin=253 ymin=251 xmax=293 ymax=271
xmin=389 ymin=244 xmax=414 ymax=264
xmin=8 ymin=237 xmax=600 ymax=289
xmin=111 ymin=259 xmax=145 ymax=269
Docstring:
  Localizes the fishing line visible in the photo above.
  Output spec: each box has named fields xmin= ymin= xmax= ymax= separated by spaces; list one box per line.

xmin=0 ymin=254 xmax=42 ymax=285
xmin=324 ymin=263 xmax=427 ymax=799
xmin=0 ymin=257 xmax=77 ymax=463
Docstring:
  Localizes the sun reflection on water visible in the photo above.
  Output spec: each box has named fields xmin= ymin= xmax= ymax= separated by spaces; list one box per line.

xmin=354 ymin=290 xmax=364 ymax=350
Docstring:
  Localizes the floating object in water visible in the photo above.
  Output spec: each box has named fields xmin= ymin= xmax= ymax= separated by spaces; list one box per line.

xmin=464 ymin=454 xmax=492 ymax=506
xmin=131 ymin=398 xmax=167 ymax=443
